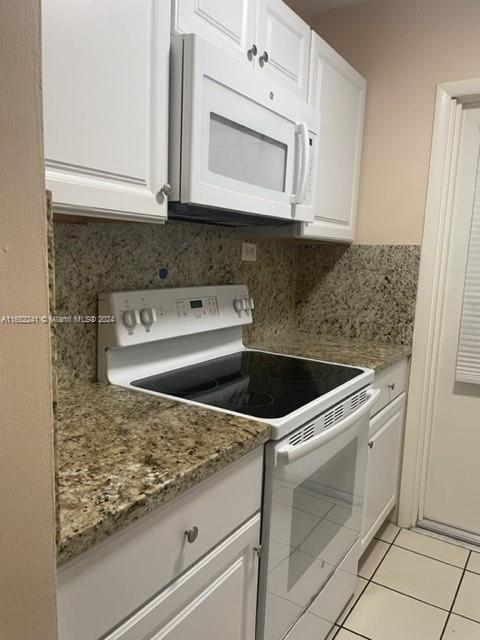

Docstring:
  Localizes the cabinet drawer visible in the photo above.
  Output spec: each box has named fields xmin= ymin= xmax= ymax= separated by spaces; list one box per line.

xmin=371 ymin=358 xmax=409 ymax=417
xmin=58 ymin=448 xmax=263 ymax=640
xmin=105 ymin=514 xmax=260 ymax=640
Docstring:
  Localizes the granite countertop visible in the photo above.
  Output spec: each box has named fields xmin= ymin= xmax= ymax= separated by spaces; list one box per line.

xmin=57 ymin=331 xmax=409 ymax=566
xmin=247 ymin=331 xmax=411 ymax=372
xmin=56 ymin=383 xmax=270 ymax=565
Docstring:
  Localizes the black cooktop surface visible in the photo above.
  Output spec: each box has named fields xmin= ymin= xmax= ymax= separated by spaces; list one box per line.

xmin=131 ymin=350 xmax=364 ymax=419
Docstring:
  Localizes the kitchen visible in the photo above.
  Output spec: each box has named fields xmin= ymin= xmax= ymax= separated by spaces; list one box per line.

xmin=2 ymin=1 xmax=480 ymax=640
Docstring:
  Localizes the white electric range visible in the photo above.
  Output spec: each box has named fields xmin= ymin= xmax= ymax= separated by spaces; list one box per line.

xmin=97 ymin=285 xmax=378 ymax=640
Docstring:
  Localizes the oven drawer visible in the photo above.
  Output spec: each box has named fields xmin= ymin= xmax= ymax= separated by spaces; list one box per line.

xmin=57 ymin=448 xmax=263 ymax=640
xmin=371 ymin=358 xmax=409 ymax=417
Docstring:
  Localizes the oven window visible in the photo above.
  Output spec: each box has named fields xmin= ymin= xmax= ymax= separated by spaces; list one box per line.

xmin=208 ymin=113 xmax=287 ymax=192
xmin=287 ymin=439 xmax=359 ymax=590
xmin=267 ymin=437 xmax=361 ymax=603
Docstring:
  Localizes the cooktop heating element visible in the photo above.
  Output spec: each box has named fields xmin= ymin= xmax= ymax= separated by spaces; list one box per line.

xmin=131 ymin=350 xmax=363 ymax=420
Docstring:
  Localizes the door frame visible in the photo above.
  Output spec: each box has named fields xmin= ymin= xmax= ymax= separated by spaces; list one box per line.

xmin=398 ymin=78 xmax=480 ymax=528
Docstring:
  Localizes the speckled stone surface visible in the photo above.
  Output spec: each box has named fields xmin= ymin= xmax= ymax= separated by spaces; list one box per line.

xmin=53 ymin=220 xmax=297 ymax=384
xmin=56 ymin=382 xmax=269 ymax=565
xmin=247 ymin=330 xmax=411 ymax=372
xmin=295 ymin=244 xmax=421 ymax=345
xmin=52 ymin=222 xmax=419 ymax=566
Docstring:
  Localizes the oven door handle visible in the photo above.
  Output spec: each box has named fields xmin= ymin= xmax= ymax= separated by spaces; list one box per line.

xmin=290 ymin=123 xmax=309 ymax=205
xmin=276 ymin=388 xmax=380 ymax=466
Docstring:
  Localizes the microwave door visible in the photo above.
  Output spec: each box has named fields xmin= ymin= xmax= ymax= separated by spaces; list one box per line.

xmin=176 ymin=34 xmax=315 ymax=223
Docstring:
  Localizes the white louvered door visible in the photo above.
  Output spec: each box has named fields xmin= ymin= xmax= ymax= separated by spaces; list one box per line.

xmin=456 ymin=150 xmax=480 ymax=383
xmin=421 ymin=106 xmax=480 ymax=538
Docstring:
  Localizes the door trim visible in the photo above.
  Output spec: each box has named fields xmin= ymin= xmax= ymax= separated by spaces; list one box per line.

xmin=398 ymin=78 xmax=480 ymax=528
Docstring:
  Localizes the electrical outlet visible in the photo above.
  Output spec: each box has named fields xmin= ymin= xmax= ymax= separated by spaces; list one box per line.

xmin=242 ymin=242 xmax=257 ymax=262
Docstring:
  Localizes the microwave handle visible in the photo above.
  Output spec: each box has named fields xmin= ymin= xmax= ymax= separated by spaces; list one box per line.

xmin=276 ymin=388 xmax=380 ymax=466
xmin=290 ymin=123 xmax=309 ymax=205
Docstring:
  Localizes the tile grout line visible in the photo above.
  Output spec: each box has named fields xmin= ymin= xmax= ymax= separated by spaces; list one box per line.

xmin=391 ymin=543 xmax=470 ymax=569
xmin=439 ymin=550 xmax=472 ymax=640
xmin=339 ymin=529 xmax=479 ymax=640
xmin=368 ymin=580 xmax=453 ymax=613
xmin=337 ymin=526 xmax=402 ymax=637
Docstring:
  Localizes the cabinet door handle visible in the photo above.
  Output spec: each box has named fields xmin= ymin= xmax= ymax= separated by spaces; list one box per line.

xmin=157 ymin=183 xmax=171 ymax=203
xmin=368 ymin=441 xmax=374 ymax=449
xmin=184 ymin=526 xmax=199 ymax=543
xmin=247 ymin=44 xmax=258 ymax=60
xmin=388 ymin=383 xmax=395 ymax=391
xmin=259 ymin=51 xmax=269 ymax=66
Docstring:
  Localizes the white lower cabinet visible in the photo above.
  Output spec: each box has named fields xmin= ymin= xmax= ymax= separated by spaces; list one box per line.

xmin=360 ymin=392 xmax=406 ymax=550
xmin=106 ymin=514 xmax=260 ymax=640
xmin=58 ymin=449 xmax=263 ymax=640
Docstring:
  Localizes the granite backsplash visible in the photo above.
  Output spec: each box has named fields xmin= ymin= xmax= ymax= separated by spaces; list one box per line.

xmin=53 ymin=220 xmax=421 ymax=384
xmin=54 ymin=220 xmax=297 ymax=383
xmin=296 ymin=244 xmax=421 ymax=345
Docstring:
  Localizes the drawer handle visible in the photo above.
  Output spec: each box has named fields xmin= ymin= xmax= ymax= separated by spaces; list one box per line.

xmin=185 ymin=526 xmax=199 ymax=544
xmin=368 ymin=441 xmax=374 ymax=449
xmin=388 ymin=383 xmax=395 ymax=390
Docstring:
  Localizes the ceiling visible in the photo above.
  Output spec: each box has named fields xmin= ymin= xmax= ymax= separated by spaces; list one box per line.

xmin=286 ymin=0 xmax=369 ymax=20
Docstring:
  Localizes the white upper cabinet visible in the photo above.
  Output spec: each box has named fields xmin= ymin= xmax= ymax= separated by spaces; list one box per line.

xmin=302 ymin=33 xmax=366 ymax=241
xmin=174 ymin=0 xmax=310 ymax=99
xmin=42 ymin=0 xmax=170 ymax=222
xmin=173 ymin=0 xmax=257 ymax=65
xmin=255 ymin=0 xmax=311 ymax=100
xmin=238 ymin=32 xmax=366 ymax=242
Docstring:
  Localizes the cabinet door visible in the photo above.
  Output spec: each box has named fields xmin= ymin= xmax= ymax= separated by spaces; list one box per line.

xmin=173 ymin=0 xmax=256 ymax=65
xmin=255 ymin=0 xmax=311 ymax=100
xmin=42 ymin=0 xmax=169 ymax=222
xmin=105 ymin=515 xmax=260 ymax=640
xmin=361 ymin=395 xmax=405 ymax=550
xmin=300 ymin=33 xmax=366 ymax=242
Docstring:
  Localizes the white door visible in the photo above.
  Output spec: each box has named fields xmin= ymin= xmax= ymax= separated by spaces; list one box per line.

xmin=42 ymin=0 xmax=169 ymax=222
xmin=420 ymin=107 xmax=480 ymax=538
xmin=300 ymin=34 xmax=366 ymax=242
xmin=173 ymin=0 xmax=257 ymax=65
xmin=361 ymin=394 xmax=405 ymax=550
xmin=105 ymin=516 xmax=260 ymax=640
xmin=255 ymin=0 xmax=311 ymax=100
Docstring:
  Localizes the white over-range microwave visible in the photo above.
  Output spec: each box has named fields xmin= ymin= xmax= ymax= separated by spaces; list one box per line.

xmin=168 ymin=34 xmax=320 ymax=226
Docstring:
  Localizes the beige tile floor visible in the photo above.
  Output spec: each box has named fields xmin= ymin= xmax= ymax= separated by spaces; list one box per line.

xmin=331 ymin=523 xmax=480 ymax=640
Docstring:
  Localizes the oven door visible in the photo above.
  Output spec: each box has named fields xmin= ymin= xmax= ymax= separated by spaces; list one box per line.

xmin=177 ymin=34 xmax=318 ymax=222
xmin=258 ymin=389 xmax=378 ymax=640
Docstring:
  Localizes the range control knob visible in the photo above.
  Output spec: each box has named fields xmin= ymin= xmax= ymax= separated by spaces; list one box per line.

xmin=139 ymin=307 xmax=156 ymax=331
xmin=233 ymin=298 xmax=243 ymax=314
xmin=122 ymin=309 xmax=138 ymax=333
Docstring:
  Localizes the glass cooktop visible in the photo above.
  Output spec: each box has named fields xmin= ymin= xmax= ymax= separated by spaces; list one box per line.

xmin=131 ymin=350 xmax=363 ymax=419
